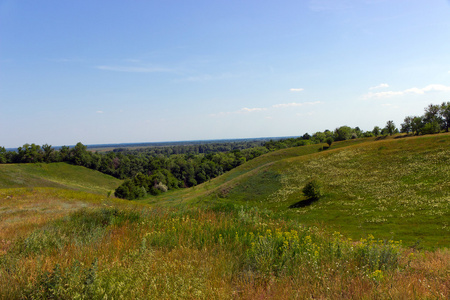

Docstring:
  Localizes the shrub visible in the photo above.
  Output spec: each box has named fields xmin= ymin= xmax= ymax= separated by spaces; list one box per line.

xmin=302 ymin=179 xmax=323 ymax=200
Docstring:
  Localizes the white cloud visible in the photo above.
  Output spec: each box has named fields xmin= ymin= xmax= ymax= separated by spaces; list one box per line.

xmin=290 ymin=88 xmax=304 ymax=92
xmin=209 ymin=107 xmax=267 ymax=117
xmin=369 ymin=83 xmax=389 ymax=90
xmin=96 ymin=111 xmax=104 ymax=114
xmin=210 ymin=101 xmax=320 ymax=117
xmin=239 ymin=107 xmax=267 ymax=113
xmin=96 ymin=65 xmax=173 ymax=73
xmin=364 ymin=84 xmax=450 ymax=99
xmin=272 ymin=101 xmax=320 ymax=108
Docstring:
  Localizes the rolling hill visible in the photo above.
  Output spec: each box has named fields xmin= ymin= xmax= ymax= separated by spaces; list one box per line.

xmin=143 ymin=133 xmax=450 ymax=249
xmin=0 ymin=162 xmax=122 ymax=194
xmin=1 ymin=135 xmax=449 ymax=299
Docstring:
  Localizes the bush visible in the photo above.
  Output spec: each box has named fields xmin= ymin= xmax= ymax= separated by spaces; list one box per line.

xmin=302 ymin=179 xmax=323 ymax=200
xmin=326 ymin=137 xmax=334 ymax=147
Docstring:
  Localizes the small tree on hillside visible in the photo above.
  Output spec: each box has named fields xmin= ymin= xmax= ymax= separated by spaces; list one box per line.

xmin=326 ymin=137 xmax=334 ymax=147
xmin=385 ymin=120 xmax=396 ymax=136
xmin=302 ymin=179 xmax=323 ymax=200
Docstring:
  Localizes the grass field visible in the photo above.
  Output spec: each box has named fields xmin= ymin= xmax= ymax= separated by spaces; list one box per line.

xmin=0 ymin=134 xmax=449 ymax=299
xmin=0 ymin=162 xmax=122 ymax=195
xmin=143 ymin=133 xmax=450 ymax=249
xmin=1 ymin=190 xmax=448 ymax=299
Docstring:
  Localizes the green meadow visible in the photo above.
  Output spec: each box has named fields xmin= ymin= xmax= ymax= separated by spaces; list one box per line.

xmin=1 ymin=134 xmax=449 ymax=299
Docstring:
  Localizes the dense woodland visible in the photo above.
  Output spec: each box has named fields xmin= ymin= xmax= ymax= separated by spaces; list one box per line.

xmin=1 ymin=101 xmax=449 ymax=199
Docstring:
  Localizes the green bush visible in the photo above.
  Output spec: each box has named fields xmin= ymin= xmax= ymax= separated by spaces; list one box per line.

xmin=302 ymin=179 xmax=323 ymax=200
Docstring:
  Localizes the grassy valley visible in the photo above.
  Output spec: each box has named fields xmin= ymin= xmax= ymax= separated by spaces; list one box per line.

xmin=1 ymin=134 xmax=449 ymax=299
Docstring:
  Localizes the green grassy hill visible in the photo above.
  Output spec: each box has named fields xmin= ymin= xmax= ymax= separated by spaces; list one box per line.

xmin=0 ymin=162 xmax=122 ymax=195
xmin=1 ymin=136 xmax=449 ymax=299
xmin=143 ymin=133 xmax=450 ymax=249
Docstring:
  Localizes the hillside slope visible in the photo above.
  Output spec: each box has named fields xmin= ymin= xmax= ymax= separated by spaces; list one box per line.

xmin=144 ymin=133 xmax=450 ymax=248
xmin=0 ymin=162 xmax=122 ymax=195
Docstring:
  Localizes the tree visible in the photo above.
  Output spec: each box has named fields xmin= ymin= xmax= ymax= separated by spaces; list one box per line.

xmin=42 ymin=144 xmax=54 ymax=163
xmin=17 ymin=143 xmax=43 ymax=163
xmin=401 ymin=116 xmax=413 ymax=134
xmin=0 ymin=146 xmax=6 ymax=163
xmin=372 ymin=126 xmax=381 ymax=137
xmin=385 ymin=120 xmax=396 ymax=136
xmin=440 ymin=101 xmax=450 ymax=132
xmin=302 ymin=133 xmax=311 ymax=140
xmin=72 ymin=142 xmax=90 ymax=166
xmin=411 ymin=116 xmax=423 ymax=135
xmin=334 ymin=126 xmax=353 ymax=141
xmin=326 ymin=137 xmax=333 ymax=147
xmin=302 ymin=179 xmax=323 ymax=200
xmin=312 ymin=132 xmax=326 ymax=144
xmin=423 ymin=104 xmax=441 ymax=124
xmin=423 ymin=104 xmax=442 ymax=134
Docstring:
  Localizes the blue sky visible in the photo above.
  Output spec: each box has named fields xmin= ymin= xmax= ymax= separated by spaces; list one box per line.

xmin=1 ymin=0 xmax=450 ymax=148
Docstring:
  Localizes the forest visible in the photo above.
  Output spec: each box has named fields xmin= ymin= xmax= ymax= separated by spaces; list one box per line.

xmin=1 ymin=101 xmax=449 ymax=200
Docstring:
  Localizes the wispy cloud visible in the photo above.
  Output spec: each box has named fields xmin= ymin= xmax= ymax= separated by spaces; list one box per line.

xmin=210 ymin=101 xmax=320 ymax=117
xmin=272 ymin=101 xmax=320 ymax=108
xmin=290 ymin=88 xmax=304 ymax=92
xmin=96 ymin=111 xmax=104 ymax=114
xmin=240 ymin=107 xmax=267 ymax=113
xmin=209 ymin=107 xmax=266 ymax=117
xmin=369 ymin=83 xmax=389 ymax=90
xmin=364 ymin=84 xmax=450 ymax=99
xmin=96 ymin=65 xmax=173 ymax=73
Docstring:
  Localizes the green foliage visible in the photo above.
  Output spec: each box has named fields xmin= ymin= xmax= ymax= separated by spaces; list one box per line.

xmin=441 ymin=101 xmax=450 ymax=132
xmin=355 ymin=235 xmax=401 ymax=271
xmin=24 ymin=260 xmax=99 ymax=299
xmin=14 ymin=208 xmax=140 ymax=256
xmin=326 ymin=137 xmax=333 ymax=147
xmin=384 ymin=120 xmax=396 ymax=136
xmin=421 ymin=121 xmax=440 ymax=134
xmin=372 ymin=126 xmax=381 ymax=137
xmin=302 ymin=179 xmax=323 ymax=200
xmin=334 ymin=126 xmax=354 ymax=141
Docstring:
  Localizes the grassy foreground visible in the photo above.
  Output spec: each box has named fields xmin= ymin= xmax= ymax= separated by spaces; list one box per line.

xmin=0 ymin=189 xmax=448 ymax=299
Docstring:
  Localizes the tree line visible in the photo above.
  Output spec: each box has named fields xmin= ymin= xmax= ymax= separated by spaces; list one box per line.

xmin=1 ymin=102 xmax=448 ymax=199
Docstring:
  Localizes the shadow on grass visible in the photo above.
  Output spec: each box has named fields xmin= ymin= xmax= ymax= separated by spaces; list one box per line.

xmin=289 ymin=197 xmax=319 ymax=208
xmin=394 ymin=134 xmax=410 ymax=139
xmin=375 ymin=136 xmax=388 ymax=141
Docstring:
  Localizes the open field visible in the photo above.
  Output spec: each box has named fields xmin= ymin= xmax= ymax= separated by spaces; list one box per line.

xmin=1 ymin=134 xmax=449 ymax=298
xmin=0 ymin=189 xmax=449 ymax=299
xmin=143 ymin=133 xmax=450 ymax=249
xmin=0 ymin=162 xmax=122 ymax=195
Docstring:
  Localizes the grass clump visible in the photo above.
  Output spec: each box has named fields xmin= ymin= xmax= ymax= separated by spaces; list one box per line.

xmin=13 ymin=208 xmax=140 ymax=256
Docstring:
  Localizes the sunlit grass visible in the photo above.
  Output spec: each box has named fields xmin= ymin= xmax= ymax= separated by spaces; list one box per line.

xmin=0 ymin=162 xmax=122 ymax=194
xmin=1 ymin=200 xmax=448 ymax=299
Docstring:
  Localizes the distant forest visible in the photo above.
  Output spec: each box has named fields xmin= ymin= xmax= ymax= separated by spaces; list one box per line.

xmin=1 ymin=101 xmax=449 ymax=200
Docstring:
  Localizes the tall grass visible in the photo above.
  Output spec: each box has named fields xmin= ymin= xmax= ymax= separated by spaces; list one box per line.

xmin=1 ymin=203 xmax=448 ymax=299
